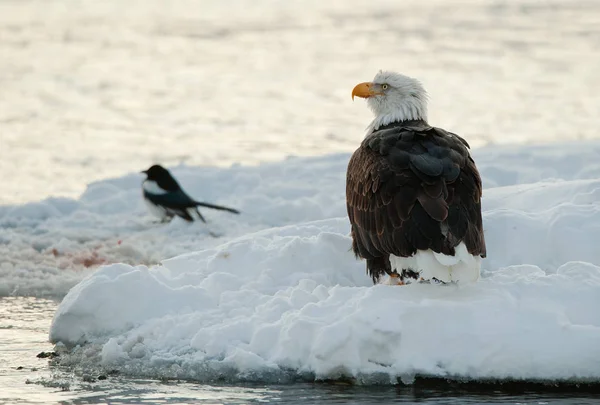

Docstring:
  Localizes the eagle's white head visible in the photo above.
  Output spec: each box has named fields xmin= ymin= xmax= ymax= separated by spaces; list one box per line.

xmin=352 ymin=71 xmax=428 ymax=132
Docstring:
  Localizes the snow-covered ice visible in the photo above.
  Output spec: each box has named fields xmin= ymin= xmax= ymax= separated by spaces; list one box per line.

xmin=4 ymin=141 xmax=600 ymax=384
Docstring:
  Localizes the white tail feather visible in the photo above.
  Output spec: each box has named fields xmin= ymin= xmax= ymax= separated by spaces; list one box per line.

xmin=387 ymin=242 xmax=480 ymax=284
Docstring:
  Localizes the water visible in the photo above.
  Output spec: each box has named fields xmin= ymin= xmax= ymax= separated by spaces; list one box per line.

xmin=2 ymin=0 xmax=600 ymax=403
xmin=1 ymin=0 xmax=599 ymax=204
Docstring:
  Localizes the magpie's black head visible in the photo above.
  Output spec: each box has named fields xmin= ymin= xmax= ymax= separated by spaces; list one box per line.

xmin=142 ymin=164 xmax=172 ymax=181
xmin=141 ymin=164 xmax=182 ymax=192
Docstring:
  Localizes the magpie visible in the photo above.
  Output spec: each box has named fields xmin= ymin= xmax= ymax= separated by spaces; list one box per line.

xmin=141 ymin=164 xmax=240 ymax=223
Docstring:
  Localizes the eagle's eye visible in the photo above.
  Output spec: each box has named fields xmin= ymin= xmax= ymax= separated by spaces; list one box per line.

xmin=381 ymin=84 xmax=389 ymax=90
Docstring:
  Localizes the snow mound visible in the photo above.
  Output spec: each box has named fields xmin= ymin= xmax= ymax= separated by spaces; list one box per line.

xmin=52 ymin=249 xmax=600 ymax=383
xmin=0 ymin=155 xmax=348 ymax=297
xmin=47 ymin=141 xmax=600 ymax=383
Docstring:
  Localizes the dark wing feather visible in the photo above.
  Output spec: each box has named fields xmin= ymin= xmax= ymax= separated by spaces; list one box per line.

xmin=144 ymin=190 xmax=203 ymax=222
xmin=144 ymin=189 xmax=196 ymax=209
xmin=145 ymin=190 xmax=239 ymax=222
xmin=346 ymin=120 xmax=486 ymax=283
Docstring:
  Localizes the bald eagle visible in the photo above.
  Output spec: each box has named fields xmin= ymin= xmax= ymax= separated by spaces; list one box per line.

xmin=347 ymin=71 xmax=486 ymax=285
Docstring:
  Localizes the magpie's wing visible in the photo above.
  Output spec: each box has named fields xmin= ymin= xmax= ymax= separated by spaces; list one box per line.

xmin=144 ymin=190 xmax=200 ymax=222
xmin=144 ymin=189 xmax=196 ymax=209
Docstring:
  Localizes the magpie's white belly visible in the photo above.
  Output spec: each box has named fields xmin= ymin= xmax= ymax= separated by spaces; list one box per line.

xmin=142 ymin=180 xmax=168 ymax=194
xmin=386 ymin=242 xmax=481 ymax=284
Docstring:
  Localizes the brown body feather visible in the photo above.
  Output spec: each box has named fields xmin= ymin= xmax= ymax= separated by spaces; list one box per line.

xmin=346 ymin=120 xmax=486 ymax=283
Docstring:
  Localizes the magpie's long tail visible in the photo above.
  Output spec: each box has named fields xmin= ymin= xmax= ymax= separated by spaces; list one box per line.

xmin=194 ymin=201 xmax=240 ymax=214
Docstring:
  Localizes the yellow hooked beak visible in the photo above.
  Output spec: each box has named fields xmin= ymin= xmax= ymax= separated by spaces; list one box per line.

xmin=351 ymin=82 xmax=382 ymax=100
